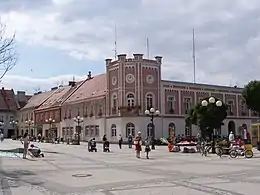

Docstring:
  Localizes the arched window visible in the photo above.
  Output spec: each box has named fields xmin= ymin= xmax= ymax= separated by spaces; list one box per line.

xmin=126 ymin=123 xmax=135 ymax=137
xmin=111 ymin=124 xmax=117 ymax=137
xmin=146 ymin=93 xmax=153 ymax=109
xmin=168 ymin=123 xmax=175 ymax=137
xmin=112 ymin=94 xmax=117 ymax=109
xmin=147 ymin=123 xmax=154 ymax=137
xmin=127 ymin=93 xmax=135 ymax=107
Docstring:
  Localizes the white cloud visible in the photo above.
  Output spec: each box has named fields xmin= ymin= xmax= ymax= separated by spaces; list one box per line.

xmin=1 ymin=0 xmax=260 ymax=91
xmin=1 ymin=74 xmax=85 ymax=94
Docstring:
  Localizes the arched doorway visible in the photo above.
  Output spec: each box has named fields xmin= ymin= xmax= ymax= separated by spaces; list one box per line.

xmin=126 ymin=123 xmax=135 ymax=137
xmin=168 ymin=123 xmax=175 ymax=137
xmin=228 ymin=121 xmax=236 ymax=135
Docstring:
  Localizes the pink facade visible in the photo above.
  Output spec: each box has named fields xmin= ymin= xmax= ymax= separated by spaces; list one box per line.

xmin=60 ymin=53 xmax=256 ymax=120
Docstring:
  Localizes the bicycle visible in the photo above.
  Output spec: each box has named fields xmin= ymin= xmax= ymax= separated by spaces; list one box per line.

xmin=229 ymin=147 xmax=253 ymax=158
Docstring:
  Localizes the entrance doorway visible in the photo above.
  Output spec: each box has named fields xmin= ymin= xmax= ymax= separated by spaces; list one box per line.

xmin=228 ymin=121 xmax=236 ymax=135
xmin=7 ymin=129 xmax=15 ymax=138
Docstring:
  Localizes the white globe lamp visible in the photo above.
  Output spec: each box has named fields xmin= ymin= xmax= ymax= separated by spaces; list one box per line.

xmin=155 ymin=110 xmax=160 ymax=115
xmin=209 ymin=97 xmax=215 ymax=104
xmin=145 ymin=110 xmax=150 ymax=115
xmin=150 ymin=107 xmax=155 ymax=113
xmin=216 ymin=100 xmax=222 ymax=107
xmin=201 ymin=100 xmax=208 ymax=107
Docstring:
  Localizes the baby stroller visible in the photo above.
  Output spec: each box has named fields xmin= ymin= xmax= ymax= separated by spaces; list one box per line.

xmin=28 ymin=144 xmax=44 ymax=157
xmin=103 ymin=140 xmax=110 ymax=152
xmin=88 ymin=138 xmax=97 ymax=152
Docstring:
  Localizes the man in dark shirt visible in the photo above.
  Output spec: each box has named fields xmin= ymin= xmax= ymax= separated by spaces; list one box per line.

xmin=102 ymin=134 xmax=107 ymax=152
xmin=128 ymin=134 xmax=133 ymax=148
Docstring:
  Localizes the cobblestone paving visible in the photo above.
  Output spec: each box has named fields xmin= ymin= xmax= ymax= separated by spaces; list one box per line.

xmin=0 ymin=140 xmax=260 ymax=195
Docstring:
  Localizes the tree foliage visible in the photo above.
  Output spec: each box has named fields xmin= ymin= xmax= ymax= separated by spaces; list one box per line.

xmin=186 ymin=97 xmax=228 ymax=136
xmin=0 ymin=21 xmax=17 ymax=81
xmin=243 ymin=80 xmax=260 ymax=114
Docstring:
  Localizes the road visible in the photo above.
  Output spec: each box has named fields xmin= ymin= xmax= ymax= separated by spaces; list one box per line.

xmin=0 ymin=140 xmax=260 ymax=195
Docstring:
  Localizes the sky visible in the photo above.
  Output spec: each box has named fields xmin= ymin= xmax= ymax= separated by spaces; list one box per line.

xmin=0 ymin=0 xmax=260 ymax=94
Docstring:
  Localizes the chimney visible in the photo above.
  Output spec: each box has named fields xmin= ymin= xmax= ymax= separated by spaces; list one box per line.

xmin=133 ymin=54 xmax=143 ymax=61
xmin=105 ymin=59 xmax=112 ymax=66
xmin=154 ymin=56 xmax=162 ymax=64
xmin=17 ymin=91 xmax=26 ymax=102
xmin=87 ymin=71 xmax=92 ymax=79
xmin=68 ymin=81 xmax=76 ymax=87
xmin=51 ymin=87 xmax=58 ymax=90
xmin=117 ymin=54 xmax=127 ymax=61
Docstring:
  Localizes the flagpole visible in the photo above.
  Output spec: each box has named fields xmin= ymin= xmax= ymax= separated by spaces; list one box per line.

xmin=192 ymin=28 xmax=196 ymax=84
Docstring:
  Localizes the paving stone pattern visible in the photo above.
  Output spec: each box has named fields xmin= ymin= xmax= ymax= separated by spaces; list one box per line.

xmin=0 ymin=140 xmax=260 ymax=195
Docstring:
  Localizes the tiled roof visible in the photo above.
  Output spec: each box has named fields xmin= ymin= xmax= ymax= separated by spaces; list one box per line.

xmin=36 ymin=81 xmax=83 ymax=110
xmin=0 ymin=89 xmax=18 ymax=111
xmin=65 ymin=74 xmax=107 ymax=104
xmin=21 ymin=90 xmax=54 ymax=110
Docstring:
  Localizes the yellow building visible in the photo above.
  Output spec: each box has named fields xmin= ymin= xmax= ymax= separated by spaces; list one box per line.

xmin=251 ymin=123 xmax=260 ymax=146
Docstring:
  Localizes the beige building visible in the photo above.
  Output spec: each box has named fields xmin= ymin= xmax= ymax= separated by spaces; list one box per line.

xmin=18 ymin=90 xmax=54 ymax=136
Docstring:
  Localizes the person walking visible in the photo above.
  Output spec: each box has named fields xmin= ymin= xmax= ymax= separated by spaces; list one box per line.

xmin=118 ymin=134 xmax=123 ymax=149
xmin=21 ymin=132 xmax=30 ymax=159
xmin=229 ymin=131 xmax=235 ymax=148
xmin=102 ymin=134 xmax=107 ymax=152
xmin=128 ymin=134 xmax=133 ymax=148
xmin=134 ymin=131 xmax=142 ymax=158
xmin=144 ymin=137 xmax=151 ymax=159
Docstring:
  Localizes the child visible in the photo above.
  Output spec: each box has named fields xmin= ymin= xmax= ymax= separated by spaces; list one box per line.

xmin=144 ymin=137 xmax=151 ymax=159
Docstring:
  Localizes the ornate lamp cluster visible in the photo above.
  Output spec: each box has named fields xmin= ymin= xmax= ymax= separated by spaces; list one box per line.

xmin=201 ymin=97 xmax=223 ymax=107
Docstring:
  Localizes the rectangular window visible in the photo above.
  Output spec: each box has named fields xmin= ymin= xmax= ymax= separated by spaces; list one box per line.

xmin=185 ymin=126 xmax=191 ymax=137
xmin=168 ymin=96 xmax=175 ymax=110
xmin=227 ymin=100 xmax=233 ymax=114
xmin=184 ymin=97 xmax=191 ymax=114
xmin=95 ymin=125 xmax=99 ymax=136
xmin=85 ymin=126 xmax=89 ymax=136
xmin=90 ymin=126 xmax=94 ymax=136
xmin=9 ymin=115 xmax=14 ymax=122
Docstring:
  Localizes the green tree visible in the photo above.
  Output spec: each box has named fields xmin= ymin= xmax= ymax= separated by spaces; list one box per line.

xmin=186 ymin=97 xmax=228 ymax=138
xmin=243 ymin=80 xmax=260 ymax=115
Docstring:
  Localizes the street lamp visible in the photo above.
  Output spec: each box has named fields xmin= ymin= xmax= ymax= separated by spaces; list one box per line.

xmin=25 ymin=119 xmax=34 ymax=136
xmin=145 ymin=107 xmax=160 ymax=150
xmin=0 ymin=122 xmax=4 ymax=135
xmin=201 ymin=97 xmax=223 ymax=153
xmin=45 ymin=118 xmax=55 ymax=140
xmin=73 ymin=115 xmax=84 ymax=145
xmin=10 ymin=120 xmax=18 ymax=138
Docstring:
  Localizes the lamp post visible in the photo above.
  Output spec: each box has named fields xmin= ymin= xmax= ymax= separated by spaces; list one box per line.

xmin=10 ymin=120 xmax=18 ymax=138
xmin=145 ymin=107 xmax=160 ymax=150
xmin=201 ymin=97 xmax=223 ymax=153
xmin=73 ymin=115 xmax=84 ymax=145
xmin=25 ymin=119 xmax=34 ymax=136
xmin=45 ymin=118 xmax=55 ymax=140
xmin=0 ymin=121 xmax=4 ymax=135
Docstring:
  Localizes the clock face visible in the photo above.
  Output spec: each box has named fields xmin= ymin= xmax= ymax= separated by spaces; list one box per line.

xmin=146 ymin=75 xmax=154 ymax=84
xmin=126 ymin=74 xmax=135 ymax=84
xmin=112 ymin=76 xmax=117 ymax=85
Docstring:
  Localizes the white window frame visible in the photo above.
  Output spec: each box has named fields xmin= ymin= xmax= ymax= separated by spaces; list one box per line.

xmin=126 ymin=93 xmax=135 ymax=107
xmin=126 ymin=123 xmax=135 ymax=137
xmin=168 ymin=96 xmax=175 ymax=110
xmin=111 ymin=93 xmax=117 ymax=109
xmin=146 ymin=93 xmax=154 ymax=109
xmin=183 ymin=97 xmax=191 ymax=113
xmin=111 ymin=124 xmax=117 ymax=137
xmin=147 ymin=123 xmax=154 ymax=137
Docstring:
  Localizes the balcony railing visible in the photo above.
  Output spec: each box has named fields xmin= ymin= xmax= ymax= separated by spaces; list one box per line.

xmin=118 ymin=105 xmax=141 ymax=116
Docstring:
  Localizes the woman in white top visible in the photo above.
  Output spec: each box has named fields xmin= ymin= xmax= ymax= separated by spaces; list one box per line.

xmin=21 ymin=132 xmax=30 ymax=159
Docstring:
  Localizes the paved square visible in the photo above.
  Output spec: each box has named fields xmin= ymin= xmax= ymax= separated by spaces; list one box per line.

xmin=0 ymin=140 xmax=260 ymax=195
